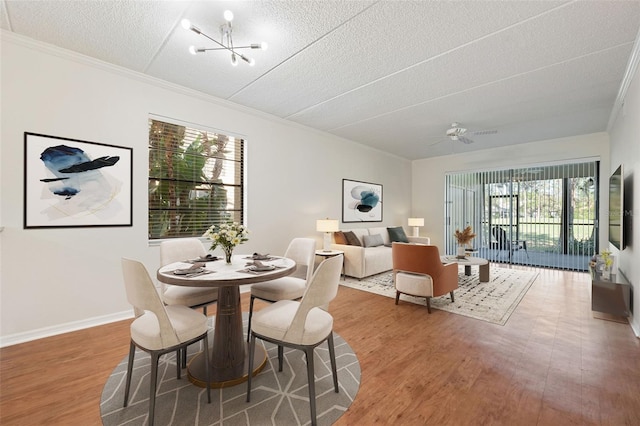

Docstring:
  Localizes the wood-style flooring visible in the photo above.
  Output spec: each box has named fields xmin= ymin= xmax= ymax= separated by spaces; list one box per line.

xmin=1 ymin=266 xmax=639 ymax=425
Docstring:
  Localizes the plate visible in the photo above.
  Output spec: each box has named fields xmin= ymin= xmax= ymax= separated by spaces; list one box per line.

xmin=174 ymin=267 xmax=204 ymax=275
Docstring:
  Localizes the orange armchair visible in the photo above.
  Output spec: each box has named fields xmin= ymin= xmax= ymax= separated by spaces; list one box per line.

xmin=391 ymin=243 xmax=458 ymax=313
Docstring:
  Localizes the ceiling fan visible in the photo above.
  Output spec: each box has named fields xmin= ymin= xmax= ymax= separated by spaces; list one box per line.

xmin=445 ymin=122 xmax=497 ymax=145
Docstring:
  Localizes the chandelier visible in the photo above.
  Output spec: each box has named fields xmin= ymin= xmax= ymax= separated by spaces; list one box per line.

xmin=181 ymin=10 xmax=267 ymax=66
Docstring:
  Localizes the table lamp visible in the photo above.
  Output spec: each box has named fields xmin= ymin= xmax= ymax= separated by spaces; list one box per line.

xmin=407 ymin=217 xmax=424 ymax=237
xmin=316 ymin=219 xmax=339 ymax=252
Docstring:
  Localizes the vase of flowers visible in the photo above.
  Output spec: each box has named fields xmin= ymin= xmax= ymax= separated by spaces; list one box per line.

xmin=600 ymin=249 xmax=614 ymax=279
xmin=203 ymin=221 xmax=249 ymax=264
xmin=454 ymin=226 xmax=476 ymax=258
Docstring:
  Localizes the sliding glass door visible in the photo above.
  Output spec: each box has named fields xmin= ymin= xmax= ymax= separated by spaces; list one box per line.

xmin=445 ymin=161 xmax=598 ymax=271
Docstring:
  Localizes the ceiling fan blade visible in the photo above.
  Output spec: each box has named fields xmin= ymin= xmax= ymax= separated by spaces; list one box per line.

xmin=426 ymin=137 xmax=447 ymax=147
xmin=459 ymin=136 xmax=474 ymax=144
xmin=470 ymin=129 xmax=498 ymax=136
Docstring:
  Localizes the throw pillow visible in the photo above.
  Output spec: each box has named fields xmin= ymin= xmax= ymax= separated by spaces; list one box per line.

xmin=343 ymin=230 xmax=362 ymax=246
xmin=387 ymin=226 xmax=409 ymax=243
xmin=363 ymin=233 xmax=384 ymax=247
xmin=334 ymin=231 xmax=347 ymax=245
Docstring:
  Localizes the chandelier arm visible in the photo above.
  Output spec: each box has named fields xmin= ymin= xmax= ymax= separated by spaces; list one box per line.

xmin=196 ymin=30 xmax=252 ymax=61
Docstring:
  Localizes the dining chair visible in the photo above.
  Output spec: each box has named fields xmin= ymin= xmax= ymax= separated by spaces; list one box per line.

xmin=160 ymin=238 xmax=219 ymax=368
xmin=246 ymin=237 xmax=316 ymax=341
xmin=391 ymin=242 xmax=458 ymax=313
xmin=121 ymin=258 xmax=211 ymax=426
xmin=159 ymin=238 xmax=219 ymax=316
xmin=246 ymin=254 xmax=343 ymax=426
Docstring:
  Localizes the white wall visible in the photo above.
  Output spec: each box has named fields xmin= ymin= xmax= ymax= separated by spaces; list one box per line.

xmin=609 ymin=61 xmax=639 ymax=337
xmin=0 ymin=33 xmax=412 ymax=345
xmin=412 ymin=132 xmax=610 ymax=250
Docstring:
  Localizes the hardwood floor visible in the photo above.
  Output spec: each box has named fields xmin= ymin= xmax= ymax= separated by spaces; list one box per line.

xmin=1 ymin=266 xmax=639 ymax=425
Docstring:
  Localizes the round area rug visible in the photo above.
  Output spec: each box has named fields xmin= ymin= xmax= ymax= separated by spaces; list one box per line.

xmin=100 ymin=315 xmax=361 ymax=426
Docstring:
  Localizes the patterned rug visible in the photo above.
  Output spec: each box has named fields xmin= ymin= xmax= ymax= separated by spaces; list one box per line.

xmin=341 ymin=266 xmax=538 ymax=325
xmin=100 ymin=315 xmax=360 ymax=426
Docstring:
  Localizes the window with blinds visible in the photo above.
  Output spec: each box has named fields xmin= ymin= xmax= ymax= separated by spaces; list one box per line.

xmin=445 ymin=161 xmax=598 ymax=271
xmin=148 ymin=118 xmax=244 ymax=240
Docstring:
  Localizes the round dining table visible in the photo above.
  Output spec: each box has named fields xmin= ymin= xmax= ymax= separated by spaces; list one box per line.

xmin=157 ymin=254 xmax=296 ymax=388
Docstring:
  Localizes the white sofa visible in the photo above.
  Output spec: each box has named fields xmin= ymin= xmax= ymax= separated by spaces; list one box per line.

xmin=331 ymin=226 xmax=430 ymax=279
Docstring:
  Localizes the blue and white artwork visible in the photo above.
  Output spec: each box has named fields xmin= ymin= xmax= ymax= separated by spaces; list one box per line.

xmin=342 ymin=179 xmax=383 ymax=222
xmin=24 ymin=133 xmax=133 ymax=228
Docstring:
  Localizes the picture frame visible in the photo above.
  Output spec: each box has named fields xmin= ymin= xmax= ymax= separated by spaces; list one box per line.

xmin=342 ymin=178 xmax=383 ymax=223
xmin=24 ymin=132 xmax=133 ymax=229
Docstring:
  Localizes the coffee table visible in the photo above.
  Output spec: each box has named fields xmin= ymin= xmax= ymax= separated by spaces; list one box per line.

xmin=441 ymin=255 xmax=489 ymax=282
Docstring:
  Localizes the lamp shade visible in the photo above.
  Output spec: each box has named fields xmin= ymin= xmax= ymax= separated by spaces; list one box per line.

xmin=408 ymin=218 xmax=424 ymax=227
xmin=316 ymin=219 xmax=339 ymax=233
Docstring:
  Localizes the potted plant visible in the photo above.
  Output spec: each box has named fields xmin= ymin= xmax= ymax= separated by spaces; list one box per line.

xmin=454 ymin=226 xmax=476 ymax=258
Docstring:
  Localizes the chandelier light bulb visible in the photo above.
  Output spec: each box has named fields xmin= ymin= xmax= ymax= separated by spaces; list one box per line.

xmin=188 ymin=45 xmax=197 ymax=55
xmin=260 ymin=42 xmax=268 ymax=50
xmin=248 ymin=58 xmax=255 ymax=66
xmin=230 ymin=54 xmax=238 ymax=66
xmin=181 ymin=18 xmax=191 ymax=30
xmin=224 ymin=10 xmax=234 ymax=22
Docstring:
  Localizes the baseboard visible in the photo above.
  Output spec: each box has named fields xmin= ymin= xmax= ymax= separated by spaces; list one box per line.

xmin=631 ymin=318 xmax=640 ymax=339
xmin=0 ymin=310 xmax=134 ymax=348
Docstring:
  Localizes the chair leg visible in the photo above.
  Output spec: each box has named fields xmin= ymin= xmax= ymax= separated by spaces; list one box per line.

xmin=246 ymin=334 xmax=256 ymax=402
xmin=327 ymin=332 xmax=339 ymax=393
xmin=395 ymin=291 xmax=400 ymax=305
xmin=278 ymin=345 xmax=284 ymax=372
xmin=247 ymin=296 xmax=255 ymax=342
xmin=203 ymin=334 xmax=211 ymax=403
xmin=426 ymin=297 xmax=432 ymax=314
xmin=176 ymin=349 xmax=182 ymax=379
xmin=181 ymin=347 xmax=187 ymax=369
xmin=450 ymin=291 xmax=455 ymax=303
xmin=149 ymin=352 xmax=160 ymax=426
xmin=304 ymin=347 xmax=318 ymax=426
xmin=123 ymin=341 xmax=136 ymax=407
xmin=203 ymin=305 xmax=208 ymax=316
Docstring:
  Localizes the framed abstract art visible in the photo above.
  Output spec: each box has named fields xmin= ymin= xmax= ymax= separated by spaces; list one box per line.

xmin=24 ymin=132 xmax=133 ymax=228
xmin=342 ymin=178 xmax=383 ymax=223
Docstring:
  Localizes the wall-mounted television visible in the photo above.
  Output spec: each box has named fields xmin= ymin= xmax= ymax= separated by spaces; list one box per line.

xmin=608 ymin=164 xmax=624 ymax=250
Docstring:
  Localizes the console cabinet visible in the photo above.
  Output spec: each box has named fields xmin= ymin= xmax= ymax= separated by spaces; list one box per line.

xmin=590 ymin=266 xmax=632 ymax=317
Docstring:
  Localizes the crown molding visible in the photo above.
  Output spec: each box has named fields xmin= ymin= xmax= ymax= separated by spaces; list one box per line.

xmin=607 ymin=27 xmax=640 ymax=132
xmin=1 ymin=30 xmax=410 ymax=162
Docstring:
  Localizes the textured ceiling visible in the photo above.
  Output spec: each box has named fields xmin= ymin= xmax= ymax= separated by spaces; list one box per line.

xmin=2 ymin=0 xmax=639 ymax=160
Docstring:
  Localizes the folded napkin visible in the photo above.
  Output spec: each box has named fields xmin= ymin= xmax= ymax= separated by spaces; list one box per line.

xmin=173 ymin=264 xmax=205 ymax=275
xmin=247 ymin=252 xmax=273 ymax=260
xmin=189 ymin=254 xmax=219 ymax=263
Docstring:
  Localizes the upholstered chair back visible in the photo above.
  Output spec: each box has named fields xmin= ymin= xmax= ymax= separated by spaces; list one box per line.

xmin=392 ymin=243 xmax=446 ymax=279
xmin=121 ymin=258 xmax=180 ymax=348
xmin=284 ymin=238 xmax=316 ymax=282
xmin=283 ymin=255 xmax=342 ymax=343
xmin=160 ymin=238 xmax=207 ymax=266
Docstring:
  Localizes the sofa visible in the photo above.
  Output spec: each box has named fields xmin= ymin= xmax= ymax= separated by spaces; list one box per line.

xmin=331 ymin=226 xmax=430 ymax=279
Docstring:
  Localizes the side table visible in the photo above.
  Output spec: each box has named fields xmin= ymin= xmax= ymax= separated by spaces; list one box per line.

xmin=315 ymin=249 xmax=345 ymax=279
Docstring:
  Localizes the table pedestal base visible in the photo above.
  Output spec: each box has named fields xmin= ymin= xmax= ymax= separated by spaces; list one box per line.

xmin=187 ymin=342 xmax=267 ymax=388
xmin=464 ymin=263 xmax=490 ymax=282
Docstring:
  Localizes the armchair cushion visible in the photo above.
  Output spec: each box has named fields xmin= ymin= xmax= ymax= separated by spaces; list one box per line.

xmin=395 ymin=271 xmax=433 ymax=297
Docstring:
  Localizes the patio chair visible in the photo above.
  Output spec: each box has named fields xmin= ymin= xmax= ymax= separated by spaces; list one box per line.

xmin=491 ymin=226 xmax=528 ymax=261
